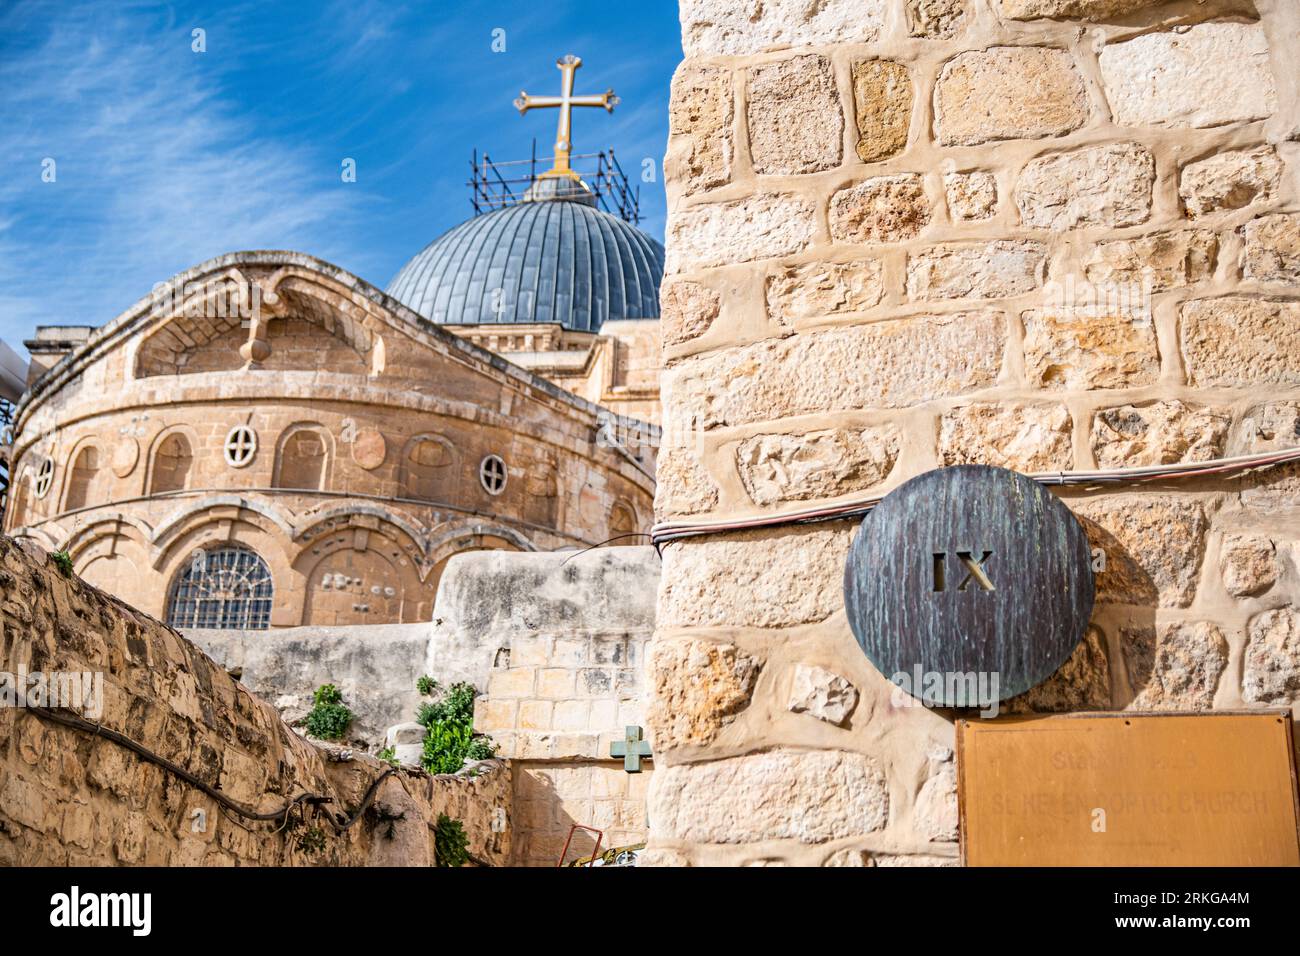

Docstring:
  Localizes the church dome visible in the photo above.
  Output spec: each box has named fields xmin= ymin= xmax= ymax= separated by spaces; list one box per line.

xmin=386 ymin=187 xmax=665 ymax=333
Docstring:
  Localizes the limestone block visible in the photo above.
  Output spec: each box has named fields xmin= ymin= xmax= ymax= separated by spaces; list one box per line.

xmin=944 ymin=171 xmax=997 ymax=221
xmin=1237 ymin=402 xmax=1300 ymax=453
xmin=787 ymin=663 xmax=859 ymax=726
xmin=1083 ymin=230 xmax=1217 ymax=292
xmin=659 ymin=526 xmax=854 ymax=629
xmin=680 ymin=0 xmax=886 ymax=55
xmin=906 ymin=240 xmax=1046 ymax=301
xmin=935 ymin=47 xmax=1088 ymax=146
xmin=1009 ymin=625 xmax=1112 ymax=713
xmin=852 ymin=59 xmax=912 ymax=163
xmin=1242 ymin=213 xmax=1300 ymax=284
xmin=765 ymin=259 xmax=885 ymax=326
xmin=384 ymin=721 xmax=426 ymax=767
xmin=823 ymin=847 xmax=873 ymax=866
xmin=938 ymin=402 xmax=1073 ymax=472
xmin=1179 ymin=146 xmax=1283 ymax=219
xmin=1125 ymin=621 xmax=1229 ymax=710
xmin=664 ymin=311 xmax=1005 ymax=429
xmin=1244 ymin=608 xmax=1300 ymax=703
xmin=1000 ymin=0 xmax=1167 ymax=18
xmin=1090 ymin=400 xmax=1230 ymax=469
xmin=1099 ymin=21 xmax=1278 ymax=129
xmin=1220 ymin=535 xmax=1279 ymax=598
xmin=914 ymin=750 xmax=958 ymax=842
xmin=1181 ymin=298 xmax=1300 ymax=388
xmin=1021 ymin=308 xmax=1159 ymax=390
xmin=749 ymin=55 xmax=843 ymax=175
xmin=667 ymin=193 xmax=817 ymax=272
xmin=668 ymin=64 xmax=733 ymax=196
xmin=829 ymin=174 xmax=931 ymax=244
xmin=1016 ymin=143 xmax=1154 ymax=230
xmin=647 ymin=749 xmax=889 ymax=844
xmin=909 ymin=0 xmax=968 ymax=38
xmin=647 ymin=639 xmax=761 ymax=750
xmin=655 ymin=446 xmax=719 ymax=518
xmin=660 ymin=279 xmax=721 ymax=347
xmin=736 ymin=425 xmax=900 ymax=505
xmin=1071 ymin=497 xmax=1207 ymax=607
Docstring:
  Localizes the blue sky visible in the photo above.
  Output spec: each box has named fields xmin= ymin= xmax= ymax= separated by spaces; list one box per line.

xmin=0 ymin=0 xmax=683 ymax=356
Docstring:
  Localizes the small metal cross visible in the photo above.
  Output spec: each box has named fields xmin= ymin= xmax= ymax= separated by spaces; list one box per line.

xmin=610 ymin=725 xmax=652 ymax=773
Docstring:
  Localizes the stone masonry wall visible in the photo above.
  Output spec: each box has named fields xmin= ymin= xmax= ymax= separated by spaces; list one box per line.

xmin=650 ymin=0 xmax=1300 ymax=865
xmin=0 ymin=537 xmax=511 ymax=866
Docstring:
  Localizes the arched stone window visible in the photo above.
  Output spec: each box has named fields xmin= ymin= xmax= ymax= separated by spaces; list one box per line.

xmin=275 ymin=428 xmax=328 ymax=490
xmin=401 ymin=435 xmax=457 ymax=502
xmin=7 ymin=469 xmax=30 ymax=528
xmin=64 ymin=445 xmax=101 ymax=511
xmin=610 ymin=500 xmax=637 ymax=538
xmin=166 ymin=546 xmax=274 ymax=630
xmin=151 ymin=433 xmax=193 ymax=494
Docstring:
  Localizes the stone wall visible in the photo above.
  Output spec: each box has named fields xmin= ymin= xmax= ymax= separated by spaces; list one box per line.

xmin=464 ymin=546 xmax=659 ymax=865
xmin=0 ymin=537 xmax=510 ymax=866
xmin=650 ymin=0 xmax=1300 ymax=865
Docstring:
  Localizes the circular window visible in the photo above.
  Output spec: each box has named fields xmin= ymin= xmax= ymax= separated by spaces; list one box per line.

xmin=479 ymin=454 xmax=507 ymax=495
xmin=224 ymin=425 xmax=258 ymax=468
xmin=34 ymin=458 xmax=54 ymax=498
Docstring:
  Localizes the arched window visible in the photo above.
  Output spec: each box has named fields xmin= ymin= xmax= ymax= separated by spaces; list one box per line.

xmin=275 ymin=428 xmax=328 ymax=490
xmin=402 ymin=435 xmax=456 ymax=502
xmin=151 ymin=433 xmax=193 ymax=494
xmin=65 ymin=445 xmax=100 ymax=511
xmin=610 ymin=501 xmax=637 ymax=538
xmin=166 ymin=547 xmax=274 ymax=630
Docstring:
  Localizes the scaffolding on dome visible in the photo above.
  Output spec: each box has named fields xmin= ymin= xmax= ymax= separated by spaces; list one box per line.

xmin=468 ymin=140 xmax=643 ymax=225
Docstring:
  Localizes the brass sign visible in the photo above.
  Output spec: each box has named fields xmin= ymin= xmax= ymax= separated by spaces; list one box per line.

xmin=957 ymin=712 xmax=1300 ymax=866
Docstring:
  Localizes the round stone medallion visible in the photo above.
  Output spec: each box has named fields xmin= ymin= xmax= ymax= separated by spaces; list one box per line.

xmin=844 ymin=465 xmax=1093 ymax=707
xmin=112 ymin=437 xmax=139 ymax=478
xmin=351 ymin=429 xmax=386 ymax=470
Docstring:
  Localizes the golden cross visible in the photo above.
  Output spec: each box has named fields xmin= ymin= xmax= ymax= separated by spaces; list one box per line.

xmin=513 ymin=54 xmax=618 ymax=179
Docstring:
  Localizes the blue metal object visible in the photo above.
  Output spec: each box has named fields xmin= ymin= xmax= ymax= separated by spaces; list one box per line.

xmin=385 ymin=190 xmax=664 ymax=333
xmin=610 ymin=725 xmax=652 ymax=773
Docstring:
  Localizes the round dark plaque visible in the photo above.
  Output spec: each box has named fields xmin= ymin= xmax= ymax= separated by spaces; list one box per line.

xmin=844 ymin=464 xmax=1093 ymax=706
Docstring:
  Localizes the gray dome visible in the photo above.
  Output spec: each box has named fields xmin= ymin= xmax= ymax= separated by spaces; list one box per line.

xmin=386 ymin=191 xmax=665 ymax=332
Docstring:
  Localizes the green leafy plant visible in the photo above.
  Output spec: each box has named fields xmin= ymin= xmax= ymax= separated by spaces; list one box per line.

xmin=297 ymin=825 xmax=327 ymax=855
xmin=416 ymin=680 xmax=496 ymax=774
xmin=416 ymin=675 xmax=439 ymax=697
xmin=305 ymin=683 xmax=354 ymax=741
xmin=433 ymin=814 xmax=469 ymax=867
xmin=51 ymin=550 xmax=74 ymax=577
xmin=376 ymin=745 xmax=399 ymax=767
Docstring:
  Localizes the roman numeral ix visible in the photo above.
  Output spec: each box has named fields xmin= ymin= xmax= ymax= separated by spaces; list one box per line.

xmin=932 ymin=550 xmax=995 ymax=592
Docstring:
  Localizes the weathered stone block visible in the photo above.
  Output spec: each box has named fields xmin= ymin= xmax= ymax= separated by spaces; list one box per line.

xmin=736 ymin=425 xmax=900 ymax=505
xmin=1237 ymin=402 xmax=1300 ymax=453
xmin=680 ymin=0 xmax=886 ymax=55
xmin=1220 ymin=534 xmax=1278 ymax=598
xmin=829 ymin=174 xmax=931 ymax=244
xmin=655 ymin=446 xmax=720 ymax=518
xmin=1021 ymin=308 xmax=1159 ymax=390
xmin=1098 ymin=21 xmax=1278 ymax=128
xmin=765 ymin=259 xmax=885 ymax=326
xmin=1181 ymin=298 xmax=1300 ymax=388
xmin=914 ymin=750 xmax=957 ymax=842
xmin=938 ymin=402 xmax=1073 ymax=472
xmin=1244 ymin=608 xmax=1300 ymax=703
xmin=1005 ymin=626 xmax=1111 ymax=712
xmin=906 ymin=240 xmax=1046 ymax=300
xmin=999 ymin=0 xmax=1166 ymax=18
xmin=647 ymin=748 xmax=889 ymax=844
xmin=1242 ymin=213 xmax=1300 ymax=284
xmin=852 ymin=60 xmax=912 ymax=163
xmin=667 ymin=194 xmax=817 ymax=272
xmin=944 ymin=171 xmax=997 ymax=221
xmin=1083 ymin=230 xmax=1217 ymax=292
xmin=647 ymin=639 xmax=760 ymax=750
xmin=660 ymin=279 xmax=720 ymax=347
xmin=1071 ymin=496 xmax=1207 ymax=607
xmin=665 ymin=311 xmax=1005 ymax=428
xmin=1126 ymin=621 xmax=1228 ymax=710
xmin=935 ymin=47 xmax=1088 ymax=146
xmin=660 ymin=526 xmax=854 ymax=629
xmin=1090 ymin=400 xmax=1229 ymax=469
xmin=668 ymin=64 xmax=733 ymax=196
xmin=1179 ymin=146 xmax=1283 ymax=219
xmin=909 ymin=0 xmax=968 ymax=38
xmin=749 ymin=55 xmax=843 ymax=175
xmin=1016 ymin=143 xmax=1154 ymax=230
xmin=787 ymin=664 xmax=859 ymax=726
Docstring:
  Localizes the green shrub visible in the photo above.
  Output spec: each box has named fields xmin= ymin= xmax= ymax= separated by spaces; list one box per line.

xmin=376 ymin=745 xmax=399 ymax=767
xmin=433 ymin=814 xmax=469 ymax=867
xmin=416 ymin=675 xmax=439 ymax=697
xmin=416 ymin=680 xmax=496 ymax=774
xmin=305 ymin=683 xmax=354 ymax=741
xmin=51 ymin=550 xmax=74 ymax=577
